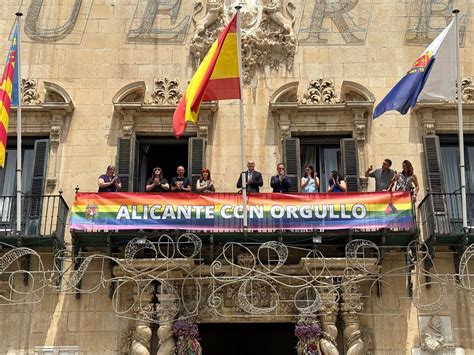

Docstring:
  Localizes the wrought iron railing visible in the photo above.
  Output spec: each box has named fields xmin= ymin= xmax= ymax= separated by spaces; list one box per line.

xmin=418 ymin=192 xmax=474 ymax=238
xmin=0 ymin=194 xmax=69 ymax=241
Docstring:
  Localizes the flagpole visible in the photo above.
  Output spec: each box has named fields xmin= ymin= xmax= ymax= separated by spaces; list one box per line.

xmin=235 ymin=5 xmax=248 ymax=231
xmin=15 ymin=12 xmax=22 ymax=234
xmin=452 ymin=10 xmax=468 ymax=232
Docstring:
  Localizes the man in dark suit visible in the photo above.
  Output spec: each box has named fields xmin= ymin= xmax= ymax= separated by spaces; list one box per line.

xmin=236 ymin=160 xmax=263 ymax=193
xmin=270 ymin=163 xmax=291 ymax=193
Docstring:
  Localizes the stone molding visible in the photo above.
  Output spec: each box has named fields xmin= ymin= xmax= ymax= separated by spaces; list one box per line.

xmin=269 ymin=80 xmax=374 ymax=143
xmin=113 ymin=80 xmax=217 ymax=139
xmin=415 ymin=102 xmax=474 ymax=135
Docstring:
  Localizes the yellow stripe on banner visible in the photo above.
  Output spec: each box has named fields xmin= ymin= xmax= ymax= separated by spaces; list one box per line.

xmin=210 ymin=33 xmax=239 ymax=80
xmin=185 ymin=40 xmax=219 ymax=124
xmin=1 ymin=77 xmax=13 ymax=93
xmin=1 ymin=106 xmax=9 ymax=125
xmin=0 ymin=144 xmax=5 ymax=168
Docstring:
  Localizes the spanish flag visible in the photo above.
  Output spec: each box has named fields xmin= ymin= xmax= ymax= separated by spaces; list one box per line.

xmin=173 ymin=14 xmax=241 ymax=138
xmin=0 ymin=23 xmax=19 ymax=167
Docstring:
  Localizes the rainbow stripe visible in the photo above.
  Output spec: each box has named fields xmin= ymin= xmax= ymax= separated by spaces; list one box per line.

xmin=173 ymin=13 xmax=240 ymax=138
xmin=70 ymin=192 xmax=414 ymax=232
xmin=0 ymin=24 xmax=19 ymax=167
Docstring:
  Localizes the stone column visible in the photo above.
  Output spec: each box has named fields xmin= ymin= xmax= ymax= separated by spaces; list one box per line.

xmin=131 ymin=321 xmax=152 ymax=355
xmin=157 ymin=323 xmax=175 ymax=355
xmin=319 ymin=293 xmax=339 ymax=355
xmin=340 ymin=288 xmax=364 ymax=355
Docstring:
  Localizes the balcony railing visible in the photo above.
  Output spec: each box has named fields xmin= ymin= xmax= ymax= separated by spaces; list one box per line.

xmin=418 ymin=192 xmax=474 ymax=239
xmin=0 ymin=194 xmax=69 ymax=241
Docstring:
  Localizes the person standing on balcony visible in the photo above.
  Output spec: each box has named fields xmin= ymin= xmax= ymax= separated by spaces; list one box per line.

xmin=389 ymin=160 xmax=419 ymax=200
xmin=270 ymin=163 xmax=291 ymax=193
xmin=170 ymin=166 xmax=191 ymax=192
xmin=145 ymin=167 xmax=170 ymax=192
xmin=98 ymin=165 xmax=121 ymax=192
xmin=300 ymin=164 xmax=319 ymax=192
xmin=327 ymin=170 xmax=347 ymax=192
xmin=365 ymin=159 xmax=395 ymax=191
xmin=196 ymin=168 xmax=215 ymax=193
xmin=237 ymin=160 xmax=263 ymax=193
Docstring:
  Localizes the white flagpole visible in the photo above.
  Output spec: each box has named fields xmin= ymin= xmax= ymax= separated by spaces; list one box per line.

xmin=235 ymin=5 xmax=248 ymax=230
xmin=453 ymin=9 xmax=468 ymax=231
xmin=15 ymin=12 xmax=23 ymax=233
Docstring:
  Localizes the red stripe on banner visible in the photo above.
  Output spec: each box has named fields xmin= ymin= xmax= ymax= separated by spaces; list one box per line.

xmin=0 ymin=122 xmax=7 ymax=145
xmin=173 ymin=95 xmax=187 ymax=139
xmin=203 ymin=77 xmax=241 ymax=101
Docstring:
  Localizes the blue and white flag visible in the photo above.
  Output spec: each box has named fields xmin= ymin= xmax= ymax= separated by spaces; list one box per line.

xmin=373 ymin=20 xmax=456 ymax=118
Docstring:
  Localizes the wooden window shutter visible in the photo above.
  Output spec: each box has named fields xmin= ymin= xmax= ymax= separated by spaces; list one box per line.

xmin=341 ymin=138 xmax=360 ymax=192
xmin=27 ymin=139 xmax=49 ymax=234
xmin=283 ymin=138 xmax=301 ymax=192
xmin=188 ymin=137 xmax=205 ymax=192
xmin=423 ymin=135 xmax=446 ymax=212
xmin=117 ymin=135 xmax=136 ymax=192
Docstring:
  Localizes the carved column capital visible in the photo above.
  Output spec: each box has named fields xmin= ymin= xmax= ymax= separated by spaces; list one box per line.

xmin=277 ymin=112 xmax=292 ymax=141
xmin=197 ymin=112 xmax=212 ymax=140
xmin=49 ymin=111 xmax=67 ymax=148
xmin=352 ymin=109 xmax=368 ymax=143
xmin=419 ymin=108 xmax=436 ymax=135
xmin=120 ymin=110 xmax=136 ymax=137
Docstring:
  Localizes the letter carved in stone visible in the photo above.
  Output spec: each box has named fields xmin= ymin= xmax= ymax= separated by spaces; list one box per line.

xmin=25 ymin=0 xmax=84 ymax=42
xmin=405 ymin=0 xmax=468 ymax=46
xmin=298 ymin=0 xmax=371 ymax=45
xmin=127 ymin=0 xmax=192 ymax=43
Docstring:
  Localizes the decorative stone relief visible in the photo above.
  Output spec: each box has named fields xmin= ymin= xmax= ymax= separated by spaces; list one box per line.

xmin=319 ymin=294 xmax=340 ymax=355
xmin=157 ymin=324 xmax=175 ymax=355
xmin=462 ymin=77 xmax=474 ymax=103
xmin=131 ymin=322 xmax=152 ymax=355
xmin=419 ymin=315 xmax=455 ymax=353
xmin=419 ymin=109 xmax=436 ymax=136
xmin=190 ymin=0 xmax=297 ymax=84
xmin=341 ymin=287 xmax=364 ymax=355
xmin=147 ymin=78 xmax=182 ymax=105
xmin=300 ymin=79 xmax=338 ymax=105
xmin=21 ymin=79 xmax=42 ymax=105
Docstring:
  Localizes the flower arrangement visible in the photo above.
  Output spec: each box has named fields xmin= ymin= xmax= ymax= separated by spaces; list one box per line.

xmin=295 ymin=322 xmax=322 ymax=355
xmin=172 ymin=321 xmax=202 ymax=355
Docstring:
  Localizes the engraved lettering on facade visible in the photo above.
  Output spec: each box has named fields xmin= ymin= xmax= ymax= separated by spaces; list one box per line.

xmin=405 ymin=0 xmax=468 ymax=46
xmin=127 ymin=0 xmax=192 ymax=44
xmin=298 ymin=0 xmax=371 ymax=45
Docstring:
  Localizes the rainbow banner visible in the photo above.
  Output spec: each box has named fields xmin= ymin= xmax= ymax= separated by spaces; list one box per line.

xmin=70 ymin=192 xmax=414 ymax=232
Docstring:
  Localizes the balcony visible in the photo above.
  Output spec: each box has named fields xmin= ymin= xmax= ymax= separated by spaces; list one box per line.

xmin=0 ymin=194 xmax=69 ymax=247
xmin=70 ymin=192 xmax=417 ymax=254
xmin=418 ymin=192 xmax=474 ymax=245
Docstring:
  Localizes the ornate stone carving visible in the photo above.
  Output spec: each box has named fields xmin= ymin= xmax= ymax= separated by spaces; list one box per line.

xmin=50 ymin=125 xmax=62 ymax=146
xmin=319 ymin=295 xmax=340 ymax=355
xmin=419 ymin=109 xmax=436 ymax=136
xmin=25 ymin=0 xmax=82 ymax=42
xmin=420 ymin=315 xmax=455 ymax=353
xmin=147 ymin=78 xmax=182 ymax=105
xmin=462 ymin=77 xmax=474 ymax=103
xmin=131 ymin=322 xmax=152 ymax=355
xmin=301 ymin=79 xmax=338 ymax=105
xmin=341 ymin=288 xmax=364 ymax=355
xmin=46 ymin=177 xmax=57 ymax=189
xmin=21 ymin=79 xmax=42 ymax=105
xmin=157 ymin=324 xmax=175 ymax=355
xmin=190 ymin=1 xmax=297 ymax=84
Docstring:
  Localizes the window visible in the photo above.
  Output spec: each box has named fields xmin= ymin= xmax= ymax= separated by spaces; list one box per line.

xmin=0 ymin=138 xmax=49 ymax=234
xmin=284 ymin=136 xmax=358 ymax=192
xmin=117 ymin=136 xmax=205 ymax=192
xmin=439 ymin=135 xmax=474 ymax=193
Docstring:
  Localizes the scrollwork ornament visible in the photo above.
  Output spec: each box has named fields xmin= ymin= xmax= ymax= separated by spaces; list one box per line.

xmin=462 ymin=77 xmax=474 ymax=103
xmin=147 ymin=78 xmax=182 ymax=105
xmin=21 ymin=78 xmax=42 ymax=105
xmin=301 ymin=79 xmax=338 ymax=104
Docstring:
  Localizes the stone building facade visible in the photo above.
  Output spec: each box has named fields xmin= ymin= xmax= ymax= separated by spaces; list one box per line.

xmin=0 ymin=0 xmax=474 ymax=354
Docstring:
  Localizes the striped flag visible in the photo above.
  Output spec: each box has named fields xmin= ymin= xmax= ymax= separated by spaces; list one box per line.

xmin=0 ymin=23 xmax=19 ymax=167
xmin=173 ymin=14 xmax=241 ymax=138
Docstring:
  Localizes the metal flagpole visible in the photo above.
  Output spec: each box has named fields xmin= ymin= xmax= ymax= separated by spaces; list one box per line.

xmin=15 ymin=12 xmax=23 ymax=233
xmin=453 ymin=9 xmax=468 ymax=232
xmin=235 ymin=5 xmax=248 ymax=230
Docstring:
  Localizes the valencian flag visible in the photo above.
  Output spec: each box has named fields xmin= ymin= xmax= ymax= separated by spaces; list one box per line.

xmin=373 ymin=20 xmax=456 ymax=118
xmin=0 ymin=22 xmax=19 ymax=167
xmin=173 ymin=14 xmax=241 ymax=138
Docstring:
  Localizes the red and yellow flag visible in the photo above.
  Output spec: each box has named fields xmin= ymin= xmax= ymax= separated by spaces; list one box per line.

xmin=0 ymin=24 xmax=19 ymax=167
xmin=173 ymin=14 xmax=241 ymax=138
